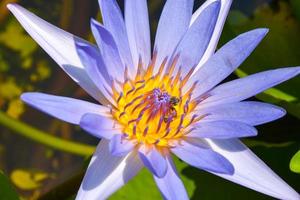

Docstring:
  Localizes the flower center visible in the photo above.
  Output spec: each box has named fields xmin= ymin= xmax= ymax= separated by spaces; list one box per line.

xmin=111 ymin=53 xmax=202 ymax=147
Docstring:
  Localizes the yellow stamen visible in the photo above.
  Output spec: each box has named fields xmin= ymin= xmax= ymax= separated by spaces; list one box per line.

xmin=111 ymin=56 xmax=201 ymax=147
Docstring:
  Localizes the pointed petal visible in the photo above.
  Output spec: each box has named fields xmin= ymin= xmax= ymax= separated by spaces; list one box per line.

xmin=109 ymin=134 xmax=136 ymax=157
xmin=98 ymin=0 xmax=134 ymax=72
xmin=201 ymin=67 xmax=300 ymax=107
xmin=7 ymin=4 xmax=104 ymax=102
xmin=188 ymin=120 xmax=257 ymax=139
xmin=172 ymin=1 xmax=220 ymax=75
xmin=154 ymin=0 xmax=194 ymax=73
xmin=21 ymin=92 xmax=109 ymax=125
xmin=75 ymin=40 xmax=115 ymax=106
xmin=197 ymin=101 xmax=286 ymax=126
xmin=154 ymin=156 xmax=189 ymax=200
xmin=192 ymin=0 xmax=233 ymax=71
xmin=76 ymin=140 xmax=143 ymax=200
xmin=91 ymin=19 xmax=126 ymax=81
xmin=206 ymin=139 xmax=300 ymax=199
xmin=125 ymin=0 xmax=151 ymax=68
xmin=80 ymin=113 xmax=121 ymax=139
xmin=171 ymin=139 xmax=234 ymax=174
xmin=185 ymin=28 xmax=268 ymax=96
xmin=139 ymin=146 xmax=168 ymax=178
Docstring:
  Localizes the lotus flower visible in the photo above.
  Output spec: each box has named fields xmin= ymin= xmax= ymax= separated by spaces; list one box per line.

xmin=8 ymin=0 xmax=300 ymax=199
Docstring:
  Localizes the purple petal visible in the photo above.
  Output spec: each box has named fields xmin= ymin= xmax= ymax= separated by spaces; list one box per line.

xmin=201 ymin=67 xmax=300 ymax=107
xmin=7 ymin=4 xmax=106 ymax=103
xmin=125 ymin=0 xmax=151 ymax=68
xmin=154 ymin=156 xmax=189 ymax=200
xmin=91 ymin=19 xmax=127 ymax=81
xmin=185 ymin=28 xmax=268 ymax=96
xmin=192 ymin=0 xmax=233 ymax=69
xmin=197 ymin=101 xmax=286 ymax=126
xmin=98 ymin=0 xmax=134 ymax=73
xmin=188 ymin=120 xmax=257 ymax=139
xmin=171 ymin=139 xmax=234 ymax=174
xmin=109 ymin=134 xmax=136 ymax=157
xmin=139 ymin=146 xmax=168 ymax=178
xmin=21 ymin=92 xmax=109 ymax=125
xmin=76 ymin=140 xmax=143 ymax=200
xmin=75 ymin=40 xmax=110 ymax=81
xmin=207 ymin=139 xmax=300 ymax=199
xmin=154 ymin=0 xmax=194 ymax=74
xmin=172 ymin=1 xmax=220 ymax=76
xmin=80 ymin=113 xmax=120 ymax=140
xmin=75 ymin=41 xmax=115 ymax=106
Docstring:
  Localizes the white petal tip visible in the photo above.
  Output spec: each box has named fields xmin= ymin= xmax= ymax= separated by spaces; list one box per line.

xmin=6 ymin=3 xmax=21 ymax=13
xmin=90 ymin=18 xmax=98 ymax=25
xmin=260 ymin=28 xmax=269 ymax=35
xmin=20 ymin=92 xmax=33 ymax=102
xmin=6 ymin=3 xmax=14 ymax=10
xmin=249 ymin=28 xmax=269 ymax=37
xmin=260 ymin=27 xmax=269 ymax=33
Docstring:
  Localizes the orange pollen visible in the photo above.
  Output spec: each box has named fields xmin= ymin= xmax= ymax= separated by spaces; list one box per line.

xmin=111 ymin=53 xmax=203 ymax=147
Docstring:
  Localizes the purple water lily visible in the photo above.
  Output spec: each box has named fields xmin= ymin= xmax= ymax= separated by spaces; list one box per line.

xmin=8 ymin=0 xmax=300 ymax=199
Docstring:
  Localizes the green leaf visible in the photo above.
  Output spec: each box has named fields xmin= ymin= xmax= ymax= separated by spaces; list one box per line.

xmin=290 ymin=150 xmax=300 ymax=173
xmin=221 ymin=1 xmax=300 ymax=119
xmin=109 ymin=168 xmax=162 ymax=200
xmin=243 ymin=139 xmax=294 ymax=148
xmin=0 ymin=171 xmax=19 ymax=200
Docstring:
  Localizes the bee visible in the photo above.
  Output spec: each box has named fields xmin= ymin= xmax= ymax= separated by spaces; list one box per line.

xmin=170 ymin=96 xmax=180 ymax=106
xmin=164 ymin=96 xmax=180 ymax=122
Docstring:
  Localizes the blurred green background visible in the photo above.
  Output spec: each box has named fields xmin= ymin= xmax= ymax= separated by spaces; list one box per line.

xmin=0 ymin=0 xmax=299 ymax=199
